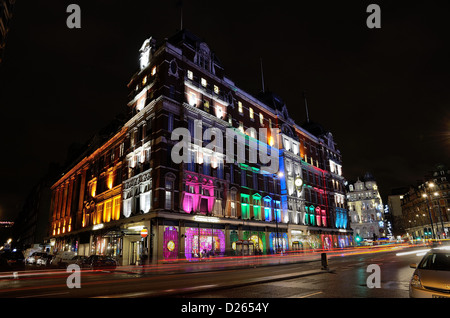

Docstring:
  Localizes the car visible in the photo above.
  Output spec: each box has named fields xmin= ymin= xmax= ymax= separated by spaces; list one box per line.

xmin=66 ymin=255 xmax=87 ymax=267
xmin=51 ymin=251 xmax=77 ymax=268
xmin=36 ymin=254 xmax=54 ymax=266
xmin=409 ymin=247 xmax=450 ymax=298
xmin=26 ymin=252 xmax=48 ymax=265
xmin=0 ymin=250 xmax=25 ymax=271
xmin=82 ymin=255 xmax=117 ymax=270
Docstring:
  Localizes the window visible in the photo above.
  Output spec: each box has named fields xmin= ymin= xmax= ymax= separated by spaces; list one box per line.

xmin=201 ymin=78 xmax=207 ymax=87
xmin=112 ymin=196 xmax=121 ymax=220
xmin=165 ymin=174 xmax=175 ymax=210
xmin=187 ymin=70 xmax=193 ymax=80
xmin=228 ymin=114 xmax=232 ymax=126
xmin=238 ymin=101 xmax=243 ymax=114
xmin=168 ymin=113 xmax=174 ymax=131
xmin=260 ymin=113 xmax=264 ymax=125
xmin=249 ymin=107 xmax=254 ymax=120
xmin=214 ymin=85 xmax=219 ymax=94
xmin=103 ymin=199 xmax=112 ymax=223
xmin=204 ymin=100 xmax=210 ymax=112
xmin=151 ymin=66 xmax=156 ymax=76
xmin=239 ymin=121 xmax=244 ymax=133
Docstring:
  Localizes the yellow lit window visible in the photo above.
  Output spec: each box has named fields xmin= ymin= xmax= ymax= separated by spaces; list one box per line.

xmin=107 ymin=171 xmax=114 ymax=190
xmin=187 ymin=70 xmax=193 ymax=80
xmin=96 ymin=203 xmax=103 ymax=225
xmin=201 ymin=78 xmax=207 ymax=87
xmin=113 ymin=195 xmax=121 ymax=221
xmin=238 ymin=101 xmax=243 ymax=114
xmin=90 ymin=180 xmax=97 ymax=197
xmin=142 ymin=76 xmax=147 ymax=85
xmin=214 ymin=85 xmax=219 ymax=94
xmin=103 ymin=199 xmax=112 ymax=223
xmin=260 ymin=113 xmax=264 ymax=125
xmin=151 ymin=66 xmax=156 ymax=76
xmin=249 ymin=107 xmax=254 ymax=120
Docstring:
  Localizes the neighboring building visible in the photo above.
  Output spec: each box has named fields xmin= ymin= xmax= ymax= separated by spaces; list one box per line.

xmin=0 ymin=0 xmax=15 ymax=64
xmin=387 ymin=187 xmax=409 ymax=237
xmin=48 ymin=29 xmax=353 ymax=264
xmin=347 ymin=173 xmax=386 ymax=240
xmin=12 ymin=164 xmax=61 ymax=251
xmin=401 ymin=164 xmax=450 ymax=240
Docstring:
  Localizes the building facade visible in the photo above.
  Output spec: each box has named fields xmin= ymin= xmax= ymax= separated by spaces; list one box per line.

xmin=47 ymin=29 xmax=352 ymax=264
xmin=347 ymin=173 xmax=386 ymax=240
xmin=401 ymin=164 xmax=450 ymax=240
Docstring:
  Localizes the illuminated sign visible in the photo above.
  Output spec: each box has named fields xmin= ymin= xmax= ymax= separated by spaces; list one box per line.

xmin=193 ymin=216 xmax=220 ymax=223
xmin=295 ymin=176 xmax=303 ymax=189
xmin=92 ymin=224 xmax=104 ymax=231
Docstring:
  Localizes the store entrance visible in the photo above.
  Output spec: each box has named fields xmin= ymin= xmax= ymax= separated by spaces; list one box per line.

xmin=129 ymin=241 xmax=141 ymax=265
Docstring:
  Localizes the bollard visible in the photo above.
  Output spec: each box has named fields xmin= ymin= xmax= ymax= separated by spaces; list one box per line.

xmin=321 ymin=253 xmax=328 ymax=270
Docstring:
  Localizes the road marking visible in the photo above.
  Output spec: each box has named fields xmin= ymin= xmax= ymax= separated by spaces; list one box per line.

xmin=290 ymin=291 xmax=323 ymax=298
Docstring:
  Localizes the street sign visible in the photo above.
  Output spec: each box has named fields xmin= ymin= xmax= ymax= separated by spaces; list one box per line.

xmin=140 ymin=228 xmax=148 ymax=238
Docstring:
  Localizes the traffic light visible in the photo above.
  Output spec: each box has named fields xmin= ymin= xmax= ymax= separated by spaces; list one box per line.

xmin=355 ymin=234 xmax=361 ymax=243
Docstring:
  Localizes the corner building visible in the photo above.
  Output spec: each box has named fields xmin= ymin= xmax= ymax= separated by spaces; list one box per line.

xmin=48 ymin=29 xmax=352 ymax=264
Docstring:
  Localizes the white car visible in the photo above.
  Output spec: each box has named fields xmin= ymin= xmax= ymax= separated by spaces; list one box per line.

xmin=409 ymin=248 xmax=450 ymax=298
xmin=26 ymin=252 xmax=47 ymax=265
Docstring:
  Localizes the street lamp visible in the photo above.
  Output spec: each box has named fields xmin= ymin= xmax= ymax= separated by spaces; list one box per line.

xmin=422 ymin=193 xmax=436 ymax=240
xmin=433 ymin=191 xmax=446 ymax=239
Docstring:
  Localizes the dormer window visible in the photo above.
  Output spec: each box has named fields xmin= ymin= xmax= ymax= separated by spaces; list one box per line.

xmin=198 ymin=43 xmax=211 ymax=71
xmin=187 ymin=70 xmax=193 ymax=80
xmin=201 ymin=78 xmax=207 ymax=87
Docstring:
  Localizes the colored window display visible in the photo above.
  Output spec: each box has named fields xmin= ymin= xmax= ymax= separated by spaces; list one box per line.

xmin=185 ymin=227 xmax=225 ymax=259
xmin=269 ymin=232 xmax=288 ymax=253
xmin=163 ymin=226 xmax=178 ymax=260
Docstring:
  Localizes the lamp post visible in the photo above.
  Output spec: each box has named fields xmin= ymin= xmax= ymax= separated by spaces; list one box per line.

xmin=433 ymin=191 xmax=446 ymax=239
xmin=275 ymin=171 xmax=283 ymax=254
xmin=422 ymin=182 xmax=436 ymax=240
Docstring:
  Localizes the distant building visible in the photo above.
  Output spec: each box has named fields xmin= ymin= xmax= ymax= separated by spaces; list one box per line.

xmin=347 ymin=173 xmax=386 ymax=240
xmin=401 ymin=164 xmax=450 ymax=240
xmin=387 ymin=187 xmax=409 ymax=237
xmin=0 ymin=0 xmax=16 ymax=64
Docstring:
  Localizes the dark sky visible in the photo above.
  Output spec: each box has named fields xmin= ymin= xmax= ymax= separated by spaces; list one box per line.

xmin=0 ymin=1 xmax=449 ymax=221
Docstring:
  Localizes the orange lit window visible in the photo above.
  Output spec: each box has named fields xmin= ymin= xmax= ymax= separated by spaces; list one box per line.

xmin=90 ymin=180 xmax=97 ymax=197
xmin=112 ymin=195 xmax=121 ymax=220
xmin=95 ymin=203 xmax=103 ymax=225
xmin=103 ymin=200 xmax=112 ymax=223
xmin=107 ymin=171 xmax=114 ymax=190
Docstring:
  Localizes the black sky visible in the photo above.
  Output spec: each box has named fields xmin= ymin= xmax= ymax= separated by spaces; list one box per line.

xmin=0 ymin=1 xmax=449 ymax=221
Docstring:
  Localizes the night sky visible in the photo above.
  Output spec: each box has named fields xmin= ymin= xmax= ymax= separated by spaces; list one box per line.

xmin=0 ymin=1 xmax=449 ymax=221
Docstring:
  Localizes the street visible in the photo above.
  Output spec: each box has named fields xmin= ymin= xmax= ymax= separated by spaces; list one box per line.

xmin=0 ymin=244 xmax=426 ymax=299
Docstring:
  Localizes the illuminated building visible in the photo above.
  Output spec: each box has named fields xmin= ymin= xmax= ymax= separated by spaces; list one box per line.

xmin=347 ymin=172 xmax=386 ymax=240
xmin=401 ymin=164 xmax=449 ymax=240
xmin=48 ymin=29 xmax=352 ymax=263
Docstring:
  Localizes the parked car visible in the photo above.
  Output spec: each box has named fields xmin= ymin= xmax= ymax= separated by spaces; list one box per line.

xmin=82 ymin=255 xmax=117 ymax=270
xmin=36 ymin=254 xmax=54 ymax=266
xmin=26 ymin=252 xmax=48 ymax=265
xmin=51 ymin=251 xmax=77 ymax=268
xmin=65 ymin=255 xmax=87 ymax=267
xmin=409 ymin=248 xmax=450 ymax=298
xmin=0 ymin=250 xmax=25 ymax=271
